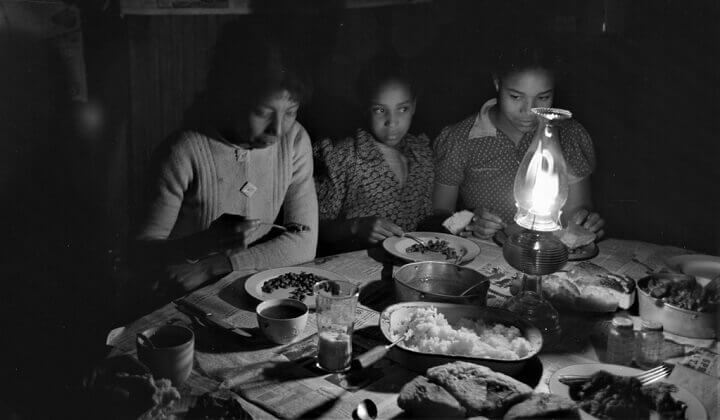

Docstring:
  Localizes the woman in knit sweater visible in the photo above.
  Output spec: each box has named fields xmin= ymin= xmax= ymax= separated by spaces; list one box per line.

xmin=132 ymin=26 xmax=318 ymax=294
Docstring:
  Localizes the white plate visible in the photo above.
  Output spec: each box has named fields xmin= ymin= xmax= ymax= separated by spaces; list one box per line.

xmin=243 ymin=266 xmax=350 ymax=309
xmin=666 ymin=254 xmax=720 ymax=284
xmin=549 ymin=363 xmax=707 ymax=420
xmin=382 ymin=232 xmax=480 ymax=264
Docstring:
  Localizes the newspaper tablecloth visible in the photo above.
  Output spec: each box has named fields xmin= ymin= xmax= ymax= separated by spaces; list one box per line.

xmin=108 ymin=238 xmax=719 ymax=419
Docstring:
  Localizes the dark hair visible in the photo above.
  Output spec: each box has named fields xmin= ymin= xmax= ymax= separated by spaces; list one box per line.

xmin=203 ymin=23 xmax=312 ymax=124
xmin=355 ymin=54 xmax=419 ymax=107
xmin=492 ymin=40 xmax=563 ymax=84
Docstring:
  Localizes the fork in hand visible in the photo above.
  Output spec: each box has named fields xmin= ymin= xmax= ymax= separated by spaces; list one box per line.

xmin=559 ymin=363 xmax=674 ymax=386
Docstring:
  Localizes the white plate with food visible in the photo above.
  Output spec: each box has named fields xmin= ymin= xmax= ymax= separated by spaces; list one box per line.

xmin=383 ymin=232 xmax=480 ymax=264
xmin=549 ymin=363 xmax=706 ymax=420
xmin=243 ymin=266 xmax=349 ymax=309
xmin=665 ymin=254 xmax=720 ymax=284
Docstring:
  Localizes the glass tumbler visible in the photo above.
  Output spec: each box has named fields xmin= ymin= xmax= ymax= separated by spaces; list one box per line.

xmin=313 ymin=279 xmax=359 ymax=372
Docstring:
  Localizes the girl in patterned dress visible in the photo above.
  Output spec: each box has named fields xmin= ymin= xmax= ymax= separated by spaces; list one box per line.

xmin=314 ymin=56 xmax=434 ymax=254
xmin=433 ymin=45 xmax=606 ymax=240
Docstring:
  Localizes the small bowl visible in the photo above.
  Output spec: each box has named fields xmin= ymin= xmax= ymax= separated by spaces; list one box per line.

xmin=394 ymin=261 xmax=489 ymax=305
xmin=256 ymin=298 xmax=309 ymax=344
xmin=637 ymin=273 xmax=718 ymax=339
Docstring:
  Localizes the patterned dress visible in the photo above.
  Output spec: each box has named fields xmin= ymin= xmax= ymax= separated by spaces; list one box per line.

xmin=314 ymin=128 xmax=434 ymax=232
xmin=434 ymin=99 xmax=596 ymax=223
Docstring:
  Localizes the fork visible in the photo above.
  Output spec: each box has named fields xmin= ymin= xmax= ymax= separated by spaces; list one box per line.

xmin=559 ymin=363 xmax=673 ymax=386
xmin=403 ymin=233 xmax=427 ymax=247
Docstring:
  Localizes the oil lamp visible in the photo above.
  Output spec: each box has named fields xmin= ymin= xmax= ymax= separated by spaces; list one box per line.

xmin=502 ymin=107 xmax=573 ymax=350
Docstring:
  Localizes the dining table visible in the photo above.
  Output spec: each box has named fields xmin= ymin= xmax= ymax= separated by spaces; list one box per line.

xmin=107 ymin=237 xmax=720 ymax=419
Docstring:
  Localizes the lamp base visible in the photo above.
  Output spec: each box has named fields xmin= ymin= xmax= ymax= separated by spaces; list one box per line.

xmin=502 ymin=275 xmax=561 ymax=352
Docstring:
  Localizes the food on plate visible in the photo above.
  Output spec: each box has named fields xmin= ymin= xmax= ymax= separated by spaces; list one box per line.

xmin=503 ymin=393 xmax=579 ymax=420
xmin=568 ymin=370 xmax=687 ymax=420
xmin=642 ymin=275 xmax=718 ymax=311
xmin=553 ymin=222 xmax=597 ymax=251
xmin=260 ymin=271 xmax=329 ymax=301
xmin=393 ymin=306 xmax=534 ymax=359
xmin=427 ymin=362 xmax=532 ymax=417
xmin=397 ymin=375 xmax=467 ymax=418
xmin=405 ymin=238 xmax=460 ymax=260
xmin=398 ymin=361 xmax=532 ymax=418
xmin=542 ymin=262 xmax=635 ymax=311
xmin=442 ymin=210 xmax=475 ymax=235
xmin=129 ymin=374 xmax=181 ymax=420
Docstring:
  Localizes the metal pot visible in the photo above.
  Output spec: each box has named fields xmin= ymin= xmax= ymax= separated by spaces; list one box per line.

xmin=394 ymin=261 xmax=489 ymax=305
xmin=637 ymin=273 xmax=718 ymax=339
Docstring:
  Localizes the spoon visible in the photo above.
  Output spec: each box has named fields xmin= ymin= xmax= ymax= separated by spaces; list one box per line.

xmin=137 ymin=332 xmax=157 ymax=349
xmin=351 ymin=330 xmax=413 ymax=371
xmin=459 ymin=281 xmax=485 ymax=297
xmin=353 ymin=399 xmax=378 ymax=420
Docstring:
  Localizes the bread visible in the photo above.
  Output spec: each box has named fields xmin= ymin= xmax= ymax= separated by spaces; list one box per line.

xmin=543 ymin=262 xmax=636 ymax=311
xmin=554 ymin=223 xmax=596 ymax=250
xmin=503 ymin=393 xmax=579 ymax=420
xmin=397 ymin=375 xmax=467 ymax=418
xmin=426 ymin=362 xmax=532 ymax=418
xmin=443 ymin=210 xmax=475 ymax=235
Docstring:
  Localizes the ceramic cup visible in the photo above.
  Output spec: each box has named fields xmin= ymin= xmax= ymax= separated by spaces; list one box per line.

xmin=136 ymin=324 xmax=194 ymax=386
xmin=256 ymin=298 xmax=309 ymax=345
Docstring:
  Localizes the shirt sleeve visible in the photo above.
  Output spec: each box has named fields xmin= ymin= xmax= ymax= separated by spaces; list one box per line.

xmin=313 ymin=137 xmax=351 ymax=221
xmin=560 ymin=120 xmax=596 ymax=184
xmin=134 ymin=134 xmax=194 ymax=241
xmin=433 ymin=124 xmax=468 ymax=187
xmin=228 ymin=126 xmax=318 ymax=270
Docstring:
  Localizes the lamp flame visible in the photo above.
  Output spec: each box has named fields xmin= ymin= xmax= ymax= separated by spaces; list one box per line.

xmin=513 ymin=109 xmax=570 ymax=232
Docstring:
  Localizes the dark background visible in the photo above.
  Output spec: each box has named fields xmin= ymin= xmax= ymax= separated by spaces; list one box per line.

xmin=0 ymin=0 xmax=719 ymax=416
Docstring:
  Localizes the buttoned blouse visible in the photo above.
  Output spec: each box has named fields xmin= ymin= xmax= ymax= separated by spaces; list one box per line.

xmin=314 ymin=128 xmax=434 ymax=232
xmin=434 ymin=99 xmax=596 ymax=223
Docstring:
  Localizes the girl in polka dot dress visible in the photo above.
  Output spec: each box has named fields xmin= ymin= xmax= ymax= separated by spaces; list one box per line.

xmin=314 ymin=56 xmax=434 ymax=254
xmin=433 ymin=45 xmax=606 ymax=240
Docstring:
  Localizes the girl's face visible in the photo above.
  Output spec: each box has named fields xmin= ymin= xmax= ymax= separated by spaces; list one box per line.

xmin=495 ymin=69 xmax=554 ymax=134
xmin=228 ymin=89 xmax=299 ymax=149
xmin=368 ymin=80 xmax=416 ymax=147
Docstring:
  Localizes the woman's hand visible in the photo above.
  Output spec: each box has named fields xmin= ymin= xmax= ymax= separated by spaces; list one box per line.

xmin=194 ymin=214 xmax=260 ymax=257
xmin=570 ymin=208 xmax=606 ymax=239
xmin=461 ymin=208 xmax=506 ymax=239
xmin=351 ymin=217 xmax=404 ymax=245
xmin=165 ymin=254 xmax=232 ymax=292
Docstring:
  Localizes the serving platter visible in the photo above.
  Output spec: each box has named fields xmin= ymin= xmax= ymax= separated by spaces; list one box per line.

xmin=494 ymin=228 xmax=599 ymax=261
xmin=548 ymin=363 xmax=707 ymax=420
xmin=382 ymin=232 xmax=480 ymax=264
xmin=378 ymin=301 xmax=542 ymax=375
xmin=244 ymin=266 xmax=349 ymax=309
xmin=665 ymin=254 xmax=720 ymax=283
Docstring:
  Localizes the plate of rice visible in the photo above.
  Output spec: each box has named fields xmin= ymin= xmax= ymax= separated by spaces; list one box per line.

xmin=379 ymin=302 xmax=542 ymax=375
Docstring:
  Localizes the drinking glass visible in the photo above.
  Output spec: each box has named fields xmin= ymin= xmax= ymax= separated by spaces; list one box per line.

xmin=313 ymin=279 xmax=359 ymax=372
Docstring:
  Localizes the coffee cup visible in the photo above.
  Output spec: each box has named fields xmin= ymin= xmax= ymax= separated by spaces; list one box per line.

xmin=256 ymin=299 xmax=309 ymax=344
xmin=136 ymin=325 xmax=194 ymax=386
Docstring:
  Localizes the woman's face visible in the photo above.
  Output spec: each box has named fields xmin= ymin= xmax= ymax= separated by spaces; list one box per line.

xmin=495 ymin=69 xmax=554 ymax=133
xmin=368 ymin=80 xmax=416 ymax=147
xmin=229 ymin=89 xmax=299 ymax=149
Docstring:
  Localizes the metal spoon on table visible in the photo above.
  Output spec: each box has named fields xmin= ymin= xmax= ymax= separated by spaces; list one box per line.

xmin=353 ymin=399 xmax=378 ymax=420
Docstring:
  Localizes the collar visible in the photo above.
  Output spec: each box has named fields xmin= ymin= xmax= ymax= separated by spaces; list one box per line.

xmin=354 ymin=128 xmax=419 ymax=160
xmin=468 ymin=98 xmax=498 ymax=139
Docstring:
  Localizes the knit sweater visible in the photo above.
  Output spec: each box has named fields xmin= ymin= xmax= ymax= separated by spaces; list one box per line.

xmin=135 ymin=122 xmax=318 ymax=271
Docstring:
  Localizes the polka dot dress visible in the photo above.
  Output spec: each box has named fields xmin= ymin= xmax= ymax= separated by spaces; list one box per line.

xmin=434 ymin=99 xmax=596 ymax=223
